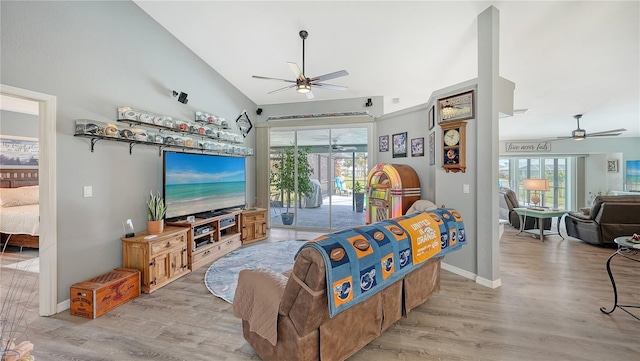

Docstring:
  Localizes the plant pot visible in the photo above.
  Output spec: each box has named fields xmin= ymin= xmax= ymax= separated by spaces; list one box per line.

xmin=354 ymin=193 xmax=365 ymax=213
xmin=148 ymin=220 xmax=164 ymax=235
xmin=281 ymin=213 xmax=295 ymax=225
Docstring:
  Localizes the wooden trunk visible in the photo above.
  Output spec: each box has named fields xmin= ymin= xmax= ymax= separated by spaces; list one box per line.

xmin=70 ymin=268 xmax=140 ymax=319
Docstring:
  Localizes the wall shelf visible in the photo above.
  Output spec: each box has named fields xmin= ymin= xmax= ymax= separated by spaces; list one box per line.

xmin=74 ymin=116 xmax=253 ymax=157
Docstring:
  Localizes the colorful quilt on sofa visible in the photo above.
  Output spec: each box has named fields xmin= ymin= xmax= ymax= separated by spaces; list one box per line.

xmin=297 ymin=209 xmax=465 ymax=317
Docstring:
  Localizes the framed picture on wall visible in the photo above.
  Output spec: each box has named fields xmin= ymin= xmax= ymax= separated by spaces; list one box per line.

xmin=392 ymin=132 xmax=407 ymax=158
xmin=429 ymin=132 xmax=435 ymax=165
xmin=411 ymin=137 xmax=424 ymax=157
xmin=607 ymin=160 xmax=618 ymax=173
xmin=0 ymin=135 xmax=39 ymax=168
xmin=379 ymin=135 xmax=389 ymax=152
xmin=438 ymin=90 xmax=474 ymax=123
xmin=428 ymin=106 xmax=435 ymax=130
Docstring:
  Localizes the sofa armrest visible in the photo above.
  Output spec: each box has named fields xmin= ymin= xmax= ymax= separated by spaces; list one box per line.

xmin=233 ymin=268 xmax=288 ymax=346
xmin=566 ymin=211 xmax=594 ymax=222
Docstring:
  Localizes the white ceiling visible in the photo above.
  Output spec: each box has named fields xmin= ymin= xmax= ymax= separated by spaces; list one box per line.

xmin=135 ymin=1 xmax=639 ymax=141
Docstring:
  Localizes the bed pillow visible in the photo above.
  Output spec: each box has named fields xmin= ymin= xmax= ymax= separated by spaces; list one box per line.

xmin=0 ymin=185 xmax=39 ymax=207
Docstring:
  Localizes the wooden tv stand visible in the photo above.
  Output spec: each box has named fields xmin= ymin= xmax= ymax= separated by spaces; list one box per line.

xmin=167 ymin=210 xmax=242 ymax=271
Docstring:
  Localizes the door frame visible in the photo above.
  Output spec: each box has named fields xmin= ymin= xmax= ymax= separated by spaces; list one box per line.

xmin=1 ymin=84 xmax=58 ymax=316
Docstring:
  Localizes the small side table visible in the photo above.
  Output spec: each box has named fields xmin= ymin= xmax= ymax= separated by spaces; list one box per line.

xmin=599 ymin=236 xmax=640 ymax=321
xmin=513 ymin=208 xmax=566 ymax=241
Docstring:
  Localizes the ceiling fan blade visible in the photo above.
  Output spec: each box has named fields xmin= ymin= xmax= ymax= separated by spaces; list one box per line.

xmin=305 ymin=90 xmax=314 ymax=100
xmin=309 ymin=70 xmax=348 ymax=83
xmin=287 ymin=62 xmax=304 ymax=80
xmin=588 ymin=133 xmax=623 ymax=137
xmin=268 ymin=84 xmax=296 ymax=94
xmin=252 ymin=75 xmax=296 ymax=83
xmin=586 ymin=128 xmax=627 ymax=136
xmin=312 ymin=83 xmax=348 ymax=91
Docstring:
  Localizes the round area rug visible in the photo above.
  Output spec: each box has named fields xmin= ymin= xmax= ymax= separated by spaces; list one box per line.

xmin=204 ymin=240 xmax=306 ymax=303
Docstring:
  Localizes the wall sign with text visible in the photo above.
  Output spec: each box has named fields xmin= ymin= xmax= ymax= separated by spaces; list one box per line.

xmin=505 ymin=141 xmax=551 ymax=153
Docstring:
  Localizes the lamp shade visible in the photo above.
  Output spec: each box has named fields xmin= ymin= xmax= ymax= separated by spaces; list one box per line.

xmin=523 ymin=178 xmax=550 ymax=192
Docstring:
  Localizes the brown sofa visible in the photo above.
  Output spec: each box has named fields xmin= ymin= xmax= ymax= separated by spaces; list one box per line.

xmin=233 ymin=247 xmax=442 ymax=361
xmin=564 ymin=195 xmax=640 ymax=246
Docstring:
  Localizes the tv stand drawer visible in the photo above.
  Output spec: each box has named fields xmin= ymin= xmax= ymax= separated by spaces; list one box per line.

xmin=190 ymin=235 xmax=241 ymax=269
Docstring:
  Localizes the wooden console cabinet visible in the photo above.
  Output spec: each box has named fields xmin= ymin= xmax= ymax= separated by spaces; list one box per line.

xmin=167 ymin=210 xmax=242 ymax=270
xmin=241 ymin=208 xmax=267 ymax=244
xmin=121 ymin=226 xmax=189 ymax=293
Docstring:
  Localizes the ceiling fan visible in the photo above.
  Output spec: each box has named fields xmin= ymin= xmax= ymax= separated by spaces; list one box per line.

xmin=252 ymin=30 xmax=349 ymax=100
xmin=555 ymin=114 xmax=626 ymax=140
xmin=331 ymin=139 xmax=357 ymax=152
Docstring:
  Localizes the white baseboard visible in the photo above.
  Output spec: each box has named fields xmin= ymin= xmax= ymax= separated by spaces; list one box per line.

xmin=441 ymin=262 xmax=502 ymax=289
xmin=57 ymin=299 xmax=70 ymax=314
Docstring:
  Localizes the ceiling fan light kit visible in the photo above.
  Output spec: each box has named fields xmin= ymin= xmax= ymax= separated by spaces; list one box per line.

xmin=297 ymin=83 xmax=311 ymax=94
xmin=252 ymin=30 xmax=349 ymax=99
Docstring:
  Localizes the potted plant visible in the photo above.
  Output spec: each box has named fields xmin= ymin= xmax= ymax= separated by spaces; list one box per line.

xmin=353 ymin=181 xmax=365 ymax=213
xmin=147 ymin=190 xmax=166 ymax=234
xmin=270 ymin=144 xmax=314 ymax=225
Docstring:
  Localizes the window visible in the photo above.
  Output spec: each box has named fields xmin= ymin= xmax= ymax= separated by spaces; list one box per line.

xmin=500 ymin=157 xmax=568 ymax=209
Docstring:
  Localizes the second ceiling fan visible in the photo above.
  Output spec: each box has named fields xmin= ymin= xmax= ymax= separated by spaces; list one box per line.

xmin=252 ymin=30 xmax=348 ymax=100
xmin=555 ymin=114 xmax=626 ymax=140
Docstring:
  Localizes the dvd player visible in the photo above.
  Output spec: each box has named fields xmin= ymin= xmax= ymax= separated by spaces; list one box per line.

xmin=194 ymin=225 xmax=214 ymax=236
xmin=219 ymin=216 xmax=236 ymax=228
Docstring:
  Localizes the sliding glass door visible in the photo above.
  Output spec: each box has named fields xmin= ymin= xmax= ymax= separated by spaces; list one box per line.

xmin=269 ymin=126 xmax=369 ymax=231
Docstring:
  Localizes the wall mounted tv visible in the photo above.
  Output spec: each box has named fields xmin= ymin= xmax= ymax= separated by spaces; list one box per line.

xmin=163 ymin=151 xmax=246 ymax=220
xmin=626 ymin=160 xmax=640 ymax=192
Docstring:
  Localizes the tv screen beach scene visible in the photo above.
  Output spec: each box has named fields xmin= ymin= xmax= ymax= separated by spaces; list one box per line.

xmin=164 ymin=152 xmax=246 ymax=218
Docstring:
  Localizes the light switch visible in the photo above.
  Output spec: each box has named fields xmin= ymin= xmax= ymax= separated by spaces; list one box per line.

xmin=83 ymin=186 xmax=92 ymax=198
xmin=463 ymin=184 xmax=470 ymax=194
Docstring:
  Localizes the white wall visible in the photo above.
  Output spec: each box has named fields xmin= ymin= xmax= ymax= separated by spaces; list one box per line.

xmin=1 ymin=1 xmax=257 ymax=303
xmin=0 ymin=110 xmax=39 ymax=138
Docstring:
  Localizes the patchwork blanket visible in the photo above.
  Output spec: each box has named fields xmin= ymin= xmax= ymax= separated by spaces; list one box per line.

xmin=298 ymin=209 xmax=465 ymax=317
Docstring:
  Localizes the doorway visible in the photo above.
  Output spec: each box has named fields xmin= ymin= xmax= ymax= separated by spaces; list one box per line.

xmin=1 ymin=84 xmax=57 ymax=316
xmin=269 ymin=126 xmax=370 ymax=231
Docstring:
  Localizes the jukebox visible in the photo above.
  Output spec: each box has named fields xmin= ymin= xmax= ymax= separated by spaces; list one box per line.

xmin=365 ymin=164 xmax=421 ymax=224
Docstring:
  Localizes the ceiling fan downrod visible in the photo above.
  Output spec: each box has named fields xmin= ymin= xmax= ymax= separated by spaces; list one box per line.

xmin=299 ymin=30 xmax=308 ymax=76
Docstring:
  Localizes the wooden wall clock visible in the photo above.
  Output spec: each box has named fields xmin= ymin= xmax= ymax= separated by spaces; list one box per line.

xmin=441 ymin=121 xmax=467 ymax=173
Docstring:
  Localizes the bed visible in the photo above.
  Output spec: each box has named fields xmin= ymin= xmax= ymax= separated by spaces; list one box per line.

xmin=0 ymin=168 xmax=39 ymax=250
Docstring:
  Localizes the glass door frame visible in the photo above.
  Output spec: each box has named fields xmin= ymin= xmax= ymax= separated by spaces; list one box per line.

xmin=267 ymin=122 xmax=373 ymax=232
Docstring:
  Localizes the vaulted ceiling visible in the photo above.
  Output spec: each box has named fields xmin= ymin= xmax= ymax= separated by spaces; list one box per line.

xmin=135 ymin=1 xmax=639 ymax=141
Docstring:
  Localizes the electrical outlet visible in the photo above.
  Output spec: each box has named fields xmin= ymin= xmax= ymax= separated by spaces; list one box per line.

xmin=83 ymin=186 xmax=92 ymax=198
xmin=463 ymin=184 xmax=470 ymax=194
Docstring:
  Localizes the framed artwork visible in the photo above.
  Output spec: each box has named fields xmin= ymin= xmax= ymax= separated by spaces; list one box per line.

xmin=429 ymin=132 xmax=435 ymax=165
xmin=438 ymin=90 xmax=474 ymax=123
xmin=0 ymin=135 xmax=39 ymax=168
xmin=411 ymin=137 xmax=424 ymax=157
xmin=428 ymin=106 xmax=435 ymax=130
xmin=379 ymin=135 xmax=389 ymax=152
xmin=607 ymin=160 xmax=618 ymax=173
xmin=392 ymin=132 xmax=407 ymax=158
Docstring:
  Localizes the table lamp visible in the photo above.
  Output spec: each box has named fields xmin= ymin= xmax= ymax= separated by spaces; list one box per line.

xmin=523 ymin=178 xmax=549 ymax=209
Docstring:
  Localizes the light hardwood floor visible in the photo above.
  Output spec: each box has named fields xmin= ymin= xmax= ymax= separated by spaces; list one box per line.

xmin=2 ymin=226 xmax=638 ymax=361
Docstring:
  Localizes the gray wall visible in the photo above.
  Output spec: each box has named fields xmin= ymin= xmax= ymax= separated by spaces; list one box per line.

xmin=0 ymin=110 xmax=39 ymax=138
xmin=1 ymin=1 xmax=256 ymax=303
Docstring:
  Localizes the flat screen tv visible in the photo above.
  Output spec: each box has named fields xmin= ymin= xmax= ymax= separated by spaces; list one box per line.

xmin=626 ymin=160 xmax=640 ymax=192
xmin=163 ymin=151 xmax=246 ymax=220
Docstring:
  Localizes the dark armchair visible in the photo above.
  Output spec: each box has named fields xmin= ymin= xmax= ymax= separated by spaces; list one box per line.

xmin=499 ymin=187 xmax=551 ymax=230
xmin=564 ymin=195 xmax=640 ymax=246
